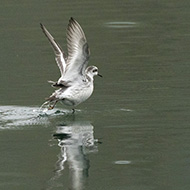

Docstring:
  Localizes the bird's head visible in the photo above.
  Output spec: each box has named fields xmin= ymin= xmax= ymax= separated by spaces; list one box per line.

xmin=86 ymin=66 xmax=102 ymax=79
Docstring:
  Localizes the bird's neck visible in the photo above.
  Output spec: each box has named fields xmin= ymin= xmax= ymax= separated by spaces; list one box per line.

xmin=83 ymin=73 xmax=93 ymax=83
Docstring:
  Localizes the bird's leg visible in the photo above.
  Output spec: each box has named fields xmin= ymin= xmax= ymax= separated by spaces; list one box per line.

xmin=40 ymin=101 xmax=49 ymax=110
xmin=48 ymin=100 xmax=58 ymax=110
xmin=72 ymin=109 xmax=75 ymax=114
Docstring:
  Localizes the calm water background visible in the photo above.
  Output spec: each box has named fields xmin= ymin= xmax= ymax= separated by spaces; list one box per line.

xmin=0 ymin=0 xmax=190 ymax=190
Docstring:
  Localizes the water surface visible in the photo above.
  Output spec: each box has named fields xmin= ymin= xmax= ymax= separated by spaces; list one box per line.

xmin=0 ymin=0 xmax=190 ymax=190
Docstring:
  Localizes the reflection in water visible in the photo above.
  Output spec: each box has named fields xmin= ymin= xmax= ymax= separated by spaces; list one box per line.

xmin=47 ymin=121 xmax=98 ymax=190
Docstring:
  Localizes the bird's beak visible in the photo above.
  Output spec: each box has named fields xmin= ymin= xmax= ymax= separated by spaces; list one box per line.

xmin=98 ymin=74 xmax=103 ymax=77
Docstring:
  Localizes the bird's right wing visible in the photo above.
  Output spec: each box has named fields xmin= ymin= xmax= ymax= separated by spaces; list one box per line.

xmin=40 ymin=23 xmax=67 ymax=76
xmin=62 ymin=17 xmax=90 ymax=82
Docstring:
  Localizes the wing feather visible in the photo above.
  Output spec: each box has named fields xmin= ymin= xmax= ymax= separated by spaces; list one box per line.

xmin=62 ymin=17 xmax=90 ymax=82
xmin=40 ymin=23 xmax=67 ymax=76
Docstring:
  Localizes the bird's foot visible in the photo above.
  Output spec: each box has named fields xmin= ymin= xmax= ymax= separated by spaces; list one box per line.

xmin=48 ymin=105 xmax=54 ymax=110
xmin=47 ymin=100 xmax=58 ymax=110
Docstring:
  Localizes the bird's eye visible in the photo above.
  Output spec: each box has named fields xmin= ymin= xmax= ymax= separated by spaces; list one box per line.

xmin=93 ymin=69 xmax=98 ymax=73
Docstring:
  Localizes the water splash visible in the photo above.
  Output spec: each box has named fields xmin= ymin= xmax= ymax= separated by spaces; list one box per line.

xmin=0 ymin=105 xmax=70 ymax=129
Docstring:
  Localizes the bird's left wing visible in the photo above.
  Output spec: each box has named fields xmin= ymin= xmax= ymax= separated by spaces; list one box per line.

xmin=40 ymin=23 xmax=67 ymax=76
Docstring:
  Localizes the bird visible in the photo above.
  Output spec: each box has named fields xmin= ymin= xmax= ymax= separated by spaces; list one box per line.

xmin=40 ymin=17 xmax=102 ymax=112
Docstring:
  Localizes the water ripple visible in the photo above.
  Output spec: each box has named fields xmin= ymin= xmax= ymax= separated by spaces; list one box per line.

xmin=105 ymin=21 xmax=137 ymax=28
xmin=114 ymin=160 xmax=132 ymax=165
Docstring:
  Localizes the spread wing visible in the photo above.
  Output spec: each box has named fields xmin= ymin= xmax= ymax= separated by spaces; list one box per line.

xmin=40 ymin=23 xmax=67 ymax=76
xmin=62 ymin=17 xmax=90 ymax=82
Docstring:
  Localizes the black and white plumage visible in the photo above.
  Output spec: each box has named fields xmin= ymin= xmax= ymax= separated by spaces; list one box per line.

xmin=40 ymin=18 xmax=102 ymax=110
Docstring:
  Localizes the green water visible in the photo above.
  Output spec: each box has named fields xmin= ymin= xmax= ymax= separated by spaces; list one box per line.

xmin=0 ymin=1 xmax=190 ymax=190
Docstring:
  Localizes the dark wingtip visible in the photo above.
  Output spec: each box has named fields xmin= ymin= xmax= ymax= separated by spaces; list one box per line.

xmin=68 ymin=17 xmax=75 ymax=31
xmin=40 ymin=23 xmax=45 ymax=31
xmin=69 ymin=17 xmax=76 ymax=24
xmin=70 ymin=17 xmax=74 ymax=21
xmin=40 ymin=23 xmax=48 ymax=36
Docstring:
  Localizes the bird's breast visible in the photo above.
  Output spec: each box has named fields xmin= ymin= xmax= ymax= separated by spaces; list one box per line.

xmin=64 ymin=82 xmax=94 ymax=106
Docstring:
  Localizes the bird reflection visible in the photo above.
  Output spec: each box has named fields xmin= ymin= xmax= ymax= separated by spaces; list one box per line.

xmin=46 ymin=120 xmax=98 ymax=190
